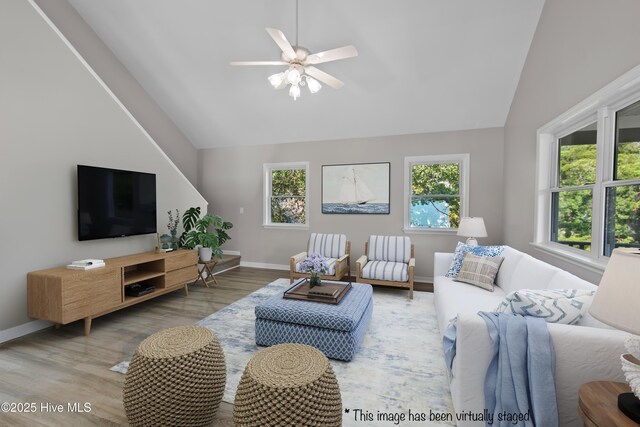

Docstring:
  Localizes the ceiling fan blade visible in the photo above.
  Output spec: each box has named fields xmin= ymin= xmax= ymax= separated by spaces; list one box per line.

xmin=266 ymin=27 xmax=297 ymax=61
xmin=306 ymin=45 xmax=358 ymax=65
xmin=304 ymin=66 xmax=344 ymax=89
xmin=230 ymin=61 xmax=289 ymax=66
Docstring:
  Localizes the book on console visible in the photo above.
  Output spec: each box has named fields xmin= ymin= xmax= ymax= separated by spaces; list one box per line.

xmin=71 ymin=259 xmax=104 ymax=266
xmin=66 ymin=262 xmax=106 ymax=270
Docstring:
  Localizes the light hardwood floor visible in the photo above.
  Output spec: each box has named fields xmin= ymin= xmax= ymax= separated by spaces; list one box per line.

xmin=0 ymin=267 xmax=283 ymax=426
xmin=0 ymin=267 xmax=430 ymax=426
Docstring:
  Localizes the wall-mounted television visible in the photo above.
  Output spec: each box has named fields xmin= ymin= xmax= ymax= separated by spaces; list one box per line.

xmin=77 ymin=165 xmax=157 ymax=241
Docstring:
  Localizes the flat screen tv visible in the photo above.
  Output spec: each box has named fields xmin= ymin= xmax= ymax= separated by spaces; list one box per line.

xmin=77 ymin=165 xmax=157 ymax=241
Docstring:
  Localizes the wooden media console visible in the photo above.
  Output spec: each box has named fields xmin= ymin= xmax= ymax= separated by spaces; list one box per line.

xmin=27 ymin=249 xmax=198 ymax=335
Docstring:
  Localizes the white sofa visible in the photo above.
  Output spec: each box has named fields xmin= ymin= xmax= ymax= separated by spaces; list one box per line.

xmin=433 ymin=246 xmax=627 ymax=427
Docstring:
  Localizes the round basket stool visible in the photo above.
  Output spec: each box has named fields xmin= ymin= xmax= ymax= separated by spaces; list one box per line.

xmin=123 ymin=325 xmax=226 ymax=427
xmin=233 ymin=343 xmax=342 ymax=426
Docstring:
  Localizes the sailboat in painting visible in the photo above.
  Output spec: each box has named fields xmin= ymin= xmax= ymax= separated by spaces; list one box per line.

xmin=322 ymin=163 xmax=390 ymax=214
xmin=339 ymin=168 xmax=375 ymax=205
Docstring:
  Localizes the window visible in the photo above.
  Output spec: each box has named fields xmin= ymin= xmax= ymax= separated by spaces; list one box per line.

xmin=263 ymin=162 xmax=309 ymax=228
xmin=550 ymin=122 xmax=597 ymax=251
xmin=404 ymin=154 xmax=469 ymax=232
xmin=535 ymin=71 xmax=640 ymax=269
xmin=604 ymin=101 xmax=640 ymax=256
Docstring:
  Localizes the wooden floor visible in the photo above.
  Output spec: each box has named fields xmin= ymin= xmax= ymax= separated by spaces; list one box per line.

xmin=0 ymin=267 xmax=430 ymax=426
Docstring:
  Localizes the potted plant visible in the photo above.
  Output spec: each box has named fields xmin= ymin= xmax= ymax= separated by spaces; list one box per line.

xmin=299 ymin=252 xmax=329 ymax=287
xmin=180 ymin=207 xmax=233 ymax=262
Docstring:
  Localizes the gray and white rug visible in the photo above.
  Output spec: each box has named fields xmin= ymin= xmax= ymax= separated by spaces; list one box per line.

xmin=112 ymin=279 xmax=454 ymax=426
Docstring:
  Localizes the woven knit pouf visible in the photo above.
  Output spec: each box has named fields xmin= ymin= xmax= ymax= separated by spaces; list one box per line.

xmin=123 ymin=325 xmax=226 ymax=427
xmin=233 ymin=343 xmax=342 ymax=426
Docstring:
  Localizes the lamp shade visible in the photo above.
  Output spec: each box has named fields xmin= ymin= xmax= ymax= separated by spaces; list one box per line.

xmin=589 ymin=248 xmax=640 ymax=335
xmin=457 ymin=217 xmax=488 ymax=238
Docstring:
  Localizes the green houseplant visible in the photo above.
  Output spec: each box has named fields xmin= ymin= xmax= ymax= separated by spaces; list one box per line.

xmin=180 ymin=207 xmax=233 ymax=261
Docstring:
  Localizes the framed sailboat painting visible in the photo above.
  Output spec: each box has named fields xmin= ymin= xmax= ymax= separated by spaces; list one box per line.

xmin=322 ymin=162 xmax=390 ymax=214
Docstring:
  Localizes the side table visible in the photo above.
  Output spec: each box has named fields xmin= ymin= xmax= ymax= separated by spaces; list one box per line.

xmin=194 ymin=259 xmax=218 ymax=287
xmin=578 ymin=381 xmax=637 ymax=427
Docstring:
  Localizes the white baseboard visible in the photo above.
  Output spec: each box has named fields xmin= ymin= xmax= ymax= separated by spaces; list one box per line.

xmin=240 ymin=261 xmax=289 ymax=271
xmin=212 ymin=264 xmax=240 ymax=275
xmin=0 ymin=319 xmax=52 ymax=344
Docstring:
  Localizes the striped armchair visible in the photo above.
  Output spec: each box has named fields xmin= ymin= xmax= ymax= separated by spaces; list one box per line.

xmin=290 ymin=233 xmax=351 ymax=283
xmin=355 ymin=235 xmax=415 ymax=299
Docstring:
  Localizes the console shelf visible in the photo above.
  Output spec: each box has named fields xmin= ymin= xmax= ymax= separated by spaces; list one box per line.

xmin=123 ymin=270 xmax=165 ymax=286
xmin=27 ymin=249 xmax=198 ymax=335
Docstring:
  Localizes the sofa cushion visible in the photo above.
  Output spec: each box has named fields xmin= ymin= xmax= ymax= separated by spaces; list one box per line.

xmin=367 ymin=235 xmax=411 ymax=263
xmin=495 ymin=289 xmax=595 ymax=325
xmin=361 ymin=260 xmax=408 ymax=282
xmin=454 ymin=254 xmax=504 ymax=291
xmin=307 ymin=233 xmax=347 ymax=259
xmin=295 ymin=257 xmax=338 ymax=275
xmin=498 ymin=251 xmax=559 ymax=295
xmin=445 ymin=242 xmax=505 ymax=277
xmin=434 ymin=277 xmax=507 ymax=335
xmin=495 ymin=246 xmax=524 ymax=288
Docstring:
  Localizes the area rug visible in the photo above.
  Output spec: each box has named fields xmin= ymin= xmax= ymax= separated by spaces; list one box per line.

xmin=111 ymin=279 xmax=454 ymax=426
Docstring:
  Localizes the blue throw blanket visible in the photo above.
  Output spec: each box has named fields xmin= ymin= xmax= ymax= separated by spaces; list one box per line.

xmin=443 ymin=312 xmax=558 ymax=427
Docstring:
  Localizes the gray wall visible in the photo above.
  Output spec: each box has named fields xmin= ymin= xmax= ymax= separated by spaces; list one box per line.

xmin=0 ymin=1 xmax=206 ymax=333
xmin=503 ymin=0 xmax=640 ymax=283
xmin=199 ymin=128 xmax=505 ymax=279
xmin=34 ymin=0 xmax=199 ymax=187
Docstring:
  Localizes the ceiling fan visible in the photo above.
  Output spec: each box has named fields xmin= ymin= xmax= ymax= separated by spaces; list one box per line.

xmin=230 ymin=1 xmax=358 ymax=100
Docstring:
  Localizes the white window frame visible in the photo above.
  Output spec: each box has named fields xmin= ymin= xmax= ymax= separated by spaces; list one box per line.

xmin=263 ymin=161 xmax=309 ymax=229
xmin=533 ymin=64 xmax=640 ymax=273
xmin=403 ymin=154 xmax=470 ymax=234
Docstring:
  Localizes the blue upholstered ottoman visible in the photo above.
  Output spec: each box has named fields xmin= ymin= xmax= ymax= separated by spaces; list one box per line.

xmin=255 ymin=282 xmax=373 ymax=361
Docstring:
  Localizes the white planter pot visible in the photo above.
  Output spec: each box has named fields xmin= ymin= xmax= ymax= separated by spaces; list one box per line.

xmin=198 ymin=246 xmax=213 ymax=262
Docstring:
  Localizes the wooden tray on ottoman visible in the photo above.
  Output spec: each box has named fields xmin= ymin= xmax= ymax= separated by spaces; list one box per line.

xmin=283 ymin=279 xmax=352 ymax=304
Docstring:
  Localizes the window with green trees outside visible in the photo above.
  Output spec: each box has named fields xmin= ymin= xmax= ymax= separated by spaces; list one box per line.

xmin=410 ymin=163 xmax=461 ymax=228
xmin=264 ymin=162 xmax=308 ymax=226
xmin=405 ymin=154 xmax=468 ymax=231
xmin=551 ymin=100 xmax=640 ymax=256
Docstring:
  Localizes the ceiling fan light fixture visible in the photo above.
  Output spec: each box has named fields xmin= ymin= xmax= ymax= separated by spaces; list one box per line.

xmin=230 ymin=0 xmax=358 ymax=100
xmin=286 ymin=68 xmax=301 ymax=85
xmin=267 ymin=72 xmax=285 ymax=88
xmin=289 ymin=83 xmax=301 ymax=100
xmin=306 ymin=76 xmax=321 ymax=93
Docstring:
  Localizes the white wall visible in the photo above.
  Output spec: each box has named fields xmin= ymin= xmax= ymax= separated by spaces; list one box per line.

xmin=199 ymin=128 xmax=505 ymax=279
xmin=503 ymin=0 xmax=640 ymax=283
xmin=34 ymin=0 xmax=200 ymax=187
xmin=0 ymin=1 xmax=206 ymax=333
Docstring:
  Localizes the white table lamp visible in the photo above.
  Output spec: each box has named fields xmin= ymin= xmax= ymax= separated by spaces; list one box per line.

xmin=457 ymin=217 xmax=487 ymax=246
xmin=589 ymin=248 xmax=640 ymax=423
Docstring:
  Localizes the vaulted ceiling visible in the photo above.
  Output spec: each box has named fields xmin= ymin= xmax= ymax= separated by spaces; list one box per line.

xmin=68 ymin=0 xmax=545 ymax=148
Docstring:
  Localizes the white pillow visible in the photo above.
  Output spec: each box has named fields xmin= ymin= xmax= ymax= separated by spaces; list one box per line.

xmin=453 ymin=253 xmax=504 ymax=291
xmin=495 ymin=289 xmax=595 ymax=325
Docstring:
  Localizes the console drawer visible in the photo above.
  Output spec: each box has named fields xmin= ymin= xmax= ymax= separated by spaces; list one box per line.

xmin=61 ymin=268 xmax=121 ymax=323
xmin=165 ymin=250 xmax=197 ymax=272
xmin=165 ymin=266 xmax=197 ymax=288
